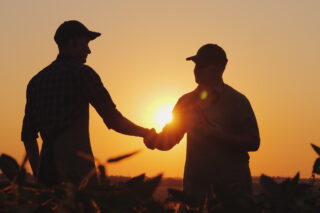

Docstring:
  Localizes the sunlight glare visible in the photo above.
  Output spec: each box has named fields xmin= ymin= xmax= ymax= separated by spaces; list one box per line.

xmin=155 ymin=107 xmax=173 ymax=130
xmin=149 ymin=102 xmax=174 ymax=132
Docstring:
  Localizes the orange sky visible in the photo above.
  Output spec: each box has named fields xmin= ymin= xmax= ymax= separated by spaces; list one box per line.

xmin=0 ymin=0 xmax=319 ymax=178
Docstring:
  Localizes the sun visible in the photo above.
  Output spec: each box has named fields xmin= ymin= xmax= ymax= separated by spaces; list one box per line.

xmin=154 ymin=107 xmax=173 ymax=130
xmin=148 ymin=102 xmax=175 ymax=132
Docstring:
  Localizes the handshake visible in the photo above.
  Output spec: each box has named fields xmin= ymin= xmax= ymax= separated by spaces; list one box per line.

xmin=143 ymin=128 xmax=159 ymax=150
xmin=143 ymin=127 xmax=181 ymax=151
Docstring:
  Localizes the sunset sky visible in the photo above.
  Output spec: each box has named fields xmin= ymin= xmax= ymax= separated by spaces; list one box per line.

xmin=0 ymin=0 xmax=319 ymax=178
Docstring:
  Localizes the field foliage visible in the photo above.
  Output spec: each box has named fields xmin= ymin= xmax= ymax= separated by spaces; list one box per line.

xmin=1 ymin=144 xmax=320 ymax=212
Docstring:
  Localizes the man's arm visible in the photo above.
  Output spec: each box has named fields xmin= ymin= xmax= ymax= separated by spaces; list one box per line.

xmin=107 ymin=110 xmax=153 ymax=137
xmin=224 ymin=132 xmax=260 ymax=151
xmin=205 ymin=95 xmax=260 ymax=152
xmin=23 ymin=140 xmax=40 ymax=177
xmin=144 ymin=99 xmax=187 ymax=151
xmin=21 ymin=80 xmax=40 ymax=177
xmin=151 ymin=123 xmax=185 ymax=151
xmin=208 ymin=124 xmax=260 ymax=151
xmin=79 ymin=66 xmax=153 ymax=138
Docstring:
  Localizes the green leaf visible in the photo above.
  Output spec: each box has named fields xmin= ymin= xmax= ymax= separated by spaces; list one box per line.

xmin=107 ymin=150 xmax=141 ymax=163
xmin=0 ymin=154 xmax=20 ymax=181
xmin=311 ymin=144 xmax=320 ymax=156
xmin=312 ymin=158 xmax=320 ymax=174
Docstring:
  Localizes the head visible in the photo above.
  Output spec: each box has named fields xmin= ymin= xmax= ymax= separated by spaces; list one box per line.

xmin=54 ymin=20 xmax=101 ymax=64
xmin=186 ymin=44 xmax=228 ymax=87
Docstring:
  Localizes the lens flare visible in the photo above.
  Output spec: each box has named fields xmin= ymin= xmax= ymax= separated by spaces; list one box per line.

xmin=200 ymin=90 xmax=208 ymax=100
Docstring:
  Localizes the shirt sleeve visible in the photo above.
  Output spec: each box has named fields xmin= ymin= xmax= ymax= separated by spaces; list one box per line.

xmin=160 ymin=96 xmax=187 ymax=145
xmin=78 ymin=66 xmax=121 ymax=129
xmin=235 ymin=95 xmax=260 ymax=139
xmin=21 ymin=81 xmax=39 ymax=142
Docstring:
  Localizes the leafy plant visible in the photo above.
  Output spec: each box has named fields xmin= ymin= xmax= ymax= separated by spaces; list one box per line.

xmin=0 ymin=151 xmax=171 ymax=213
xmin=311 ymin=144 xmax=320 ymax=175
xmin=1 ymin=143 xmax=320 ymax=212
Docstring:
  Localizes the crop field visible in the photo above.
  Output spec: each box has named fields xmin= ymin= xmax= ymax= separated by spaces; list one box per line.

xmin=1 ymin=144 xmax=320 ymax=212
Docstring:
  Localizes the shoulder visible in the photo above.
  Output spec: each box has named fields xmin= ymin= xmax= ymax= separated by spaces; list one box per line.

xmin=173 ymin=88 xmax=199 ymax=113
xmin=223 ymin=84 xmax=254 ymax=116
xmin=223 ymin=84 xmax=250 ymax=104
xmin=75 ymin=64 xmax=101 ymax=80
xmin=27 ymin=63 xmax=53 ymax=90
xmin=177 ymin=88 xmax=199 ymax=106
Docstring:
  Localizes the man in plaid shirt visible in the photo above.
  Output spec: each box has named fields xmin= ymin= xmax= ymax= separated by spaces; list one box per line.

xmin=21 ymin=20 xmax=155 ymax=186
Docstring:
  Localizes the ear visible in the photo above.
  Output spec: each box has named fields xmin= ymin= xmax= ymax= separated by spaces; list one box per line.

xmin=207 ymin=64 xmax=217 ymax=72
xmin=210 ymin=63 xmax=224 ymax=74
xmin=69 ymin=38 xmax=78 ymax=48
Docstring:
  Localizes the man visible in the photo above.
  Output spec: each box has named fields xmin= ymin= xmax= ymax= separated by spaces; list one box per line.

xmin=22 ymin=20 xmax=155 ymax=187
xmin=144 ymin=44 xmax=260 ymax=203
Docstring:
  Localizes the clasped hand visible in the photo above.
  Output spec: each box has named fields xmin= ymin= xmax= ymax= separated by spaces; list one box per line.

xmin=144 ymin=128 xmax=158 ymax=150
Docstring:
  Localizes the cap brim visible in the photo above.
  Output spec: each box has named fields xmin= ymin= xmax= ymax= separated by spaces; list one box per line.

xmin=88 ymin=31 xmax=101 ymax=40
xmin=186 ymin=55 xmax=198 ymax=62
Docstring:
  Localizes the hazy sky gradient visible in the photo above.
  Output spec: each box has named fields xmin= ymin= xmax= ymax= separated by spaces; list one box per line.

xmin=0 ymin=0 xmax=319 ymax=178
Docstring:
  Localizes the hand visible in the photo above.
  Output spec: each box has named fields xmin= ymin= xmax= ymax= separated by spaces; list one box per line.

xmin=144 ymin=128 xmax=158 ymax=150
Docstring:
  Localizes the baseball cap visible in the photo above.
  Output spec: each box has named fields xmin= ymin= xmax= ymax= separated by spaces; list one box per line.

xmin=54 ymin=20 xmax=101 ymax=46
xmin=186 ymin=44 xmax=228 ymax=67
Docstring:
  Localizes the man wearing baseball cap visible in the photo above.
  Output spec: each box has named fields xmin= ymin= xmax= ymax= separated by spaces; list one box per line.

xmin=21 ymin=20 xmax=155 ymax=186
xmin=144 ymin=44 xmax=260 ymax=205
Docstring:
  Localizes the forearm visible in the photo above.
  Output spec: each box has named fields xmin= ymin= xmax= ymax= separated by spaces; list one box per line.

xmin=111 ymin=116 xmax=150 ymax=137
xmin=154 ymin=124 xmax=185 ymax=151
xmin=219 ymin=132 xmax=260 ymax=151
xmin=23 ymin=140 xmax=40 ymax=177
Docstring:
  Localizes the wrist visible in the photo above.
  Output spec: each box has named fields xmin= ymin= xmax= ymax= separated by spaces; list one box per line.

xmin=141 ymin=128 xmax=151 ymax=137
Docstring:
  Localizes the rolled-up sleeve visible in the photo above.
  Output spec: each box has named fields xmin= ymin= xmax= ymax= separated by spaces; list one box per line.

xmin=79 ymin=66 xmax=122 ymax=129
xmin=21 ymin=81 xmax=39 ymax=142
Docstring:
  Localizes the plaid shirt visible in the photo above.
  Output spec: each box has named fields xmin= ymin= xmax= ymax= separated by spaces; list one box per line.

xmin=21 ymin=54 xmax=119 ymax=141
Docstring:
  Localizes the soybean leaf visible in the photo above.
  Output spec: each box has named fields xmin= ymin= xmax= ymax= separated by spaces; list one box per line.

xmin=311 ymin=144 xmax=320 ymax=156
xmin=107 ymin=150 xmax=141 ymax=163
xmin=312 ymin=158 xmax=320 ymax=175
xmin=0 ymin=154 xmax=20 ymax=181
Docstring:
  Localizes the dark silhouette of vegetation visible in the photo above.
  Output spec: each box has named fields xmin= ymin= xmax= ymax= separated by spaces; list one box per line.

xmin=1 ymin=144 xmax=320 ymax=212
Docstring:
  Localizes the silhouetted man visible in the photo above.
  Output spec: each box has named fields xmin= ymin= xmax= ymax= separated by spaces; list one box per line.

xmin=144 ymin=44 xmax=260 ymax=203
xmin=22 ymin=20 xmax=155 ymax=187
